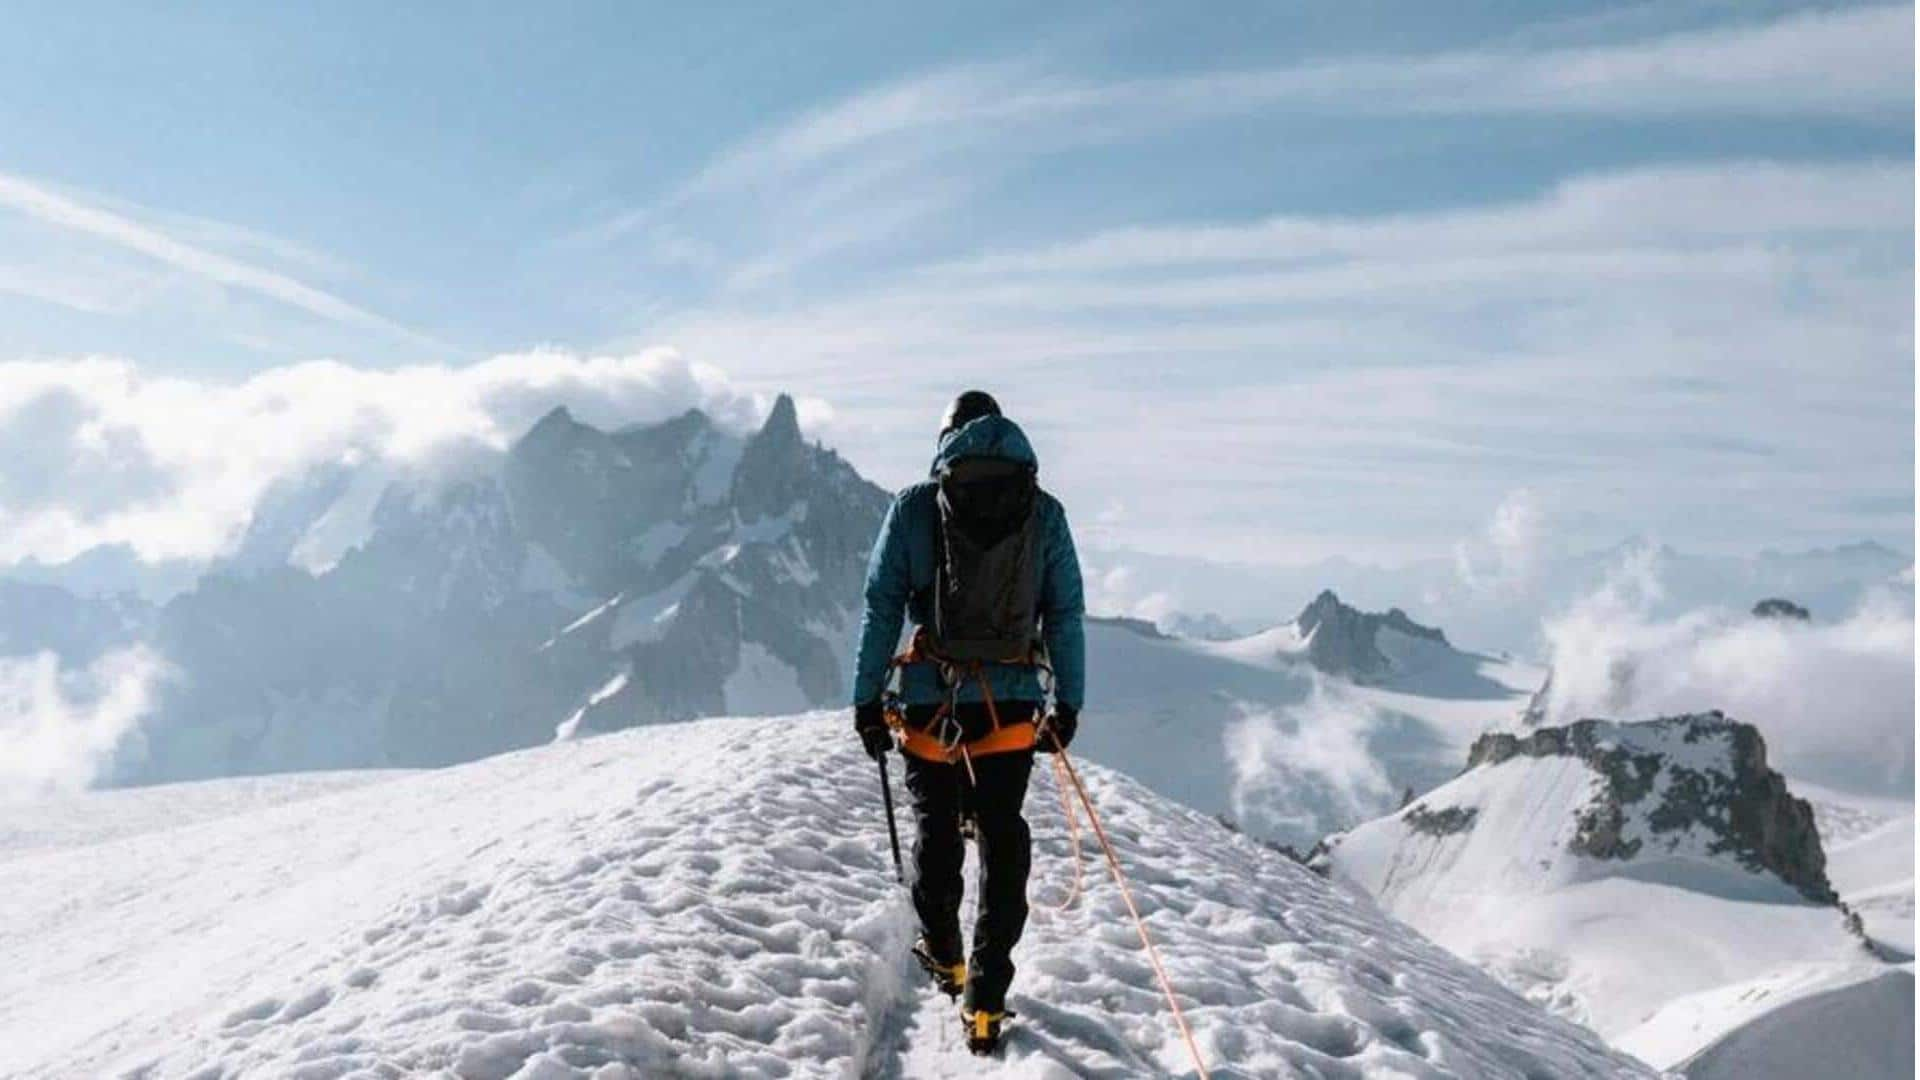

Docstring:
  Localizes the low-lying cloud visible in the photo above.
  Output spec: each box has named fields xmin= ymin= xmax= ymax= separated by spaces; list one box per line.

xmin=1454 ymin=487 xmax=1550 ymax=598
xmin=1534 ymin=549 xmax=1914 ymax=798
xmin=1081 ymin=561 xmax=1179 ymax=624
xmin=0 ymin=350 xmax=818 ymax=566
xmin=0 ymin=646 xmax=168 ymax=801
xmin=1223 ymin=682 xmax=1396 ymax=840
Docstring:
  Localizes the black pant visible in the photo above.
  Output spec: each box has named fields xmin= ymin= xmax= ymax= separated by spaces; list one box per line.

xmin=901 ymin=703 xmax=1036 ymax=1013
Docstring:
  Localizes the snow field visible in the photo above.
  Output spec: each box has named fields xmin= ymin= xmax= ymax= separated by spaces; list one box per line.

xmin=1670 ymin=966 xmax=1914 ymax=1080
xmin=2 ymin=712 xmax=1650 ymax=1078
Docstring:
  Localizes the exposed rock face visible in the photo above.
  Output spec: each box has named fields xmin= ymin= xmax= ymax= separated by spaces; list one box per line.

xmin=113 ymin=396 xmax=892 ymax=783
xmin=1403 ymin=804 xmax=1478 ymax=837
xmin=1295 ymin=589 xmax=1449 ymax=682
xmin=1752 ymin=597 xmax=1812 ymax=620
xmin=1469 ymin=712 xmax=1836 ymax=902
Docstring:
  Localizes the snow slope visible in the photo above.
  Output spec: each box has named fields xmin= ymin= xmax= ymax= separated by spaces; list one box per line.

xmin=1662 ymin=967 xmax=1913 ymax=1080
xmin=0 ymin=712 xmax=1651 ymax=1079
xmin=1615 ymin=962 xmax=1915 ymax=1077
xmin=1825 ymin=812 xmax=1916 ymax=957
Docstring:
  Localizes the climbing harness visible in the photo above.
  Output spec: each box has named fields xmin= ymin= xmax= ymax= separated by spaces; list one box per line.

xmin=879 ymin=630 xmax=1044 ymax=776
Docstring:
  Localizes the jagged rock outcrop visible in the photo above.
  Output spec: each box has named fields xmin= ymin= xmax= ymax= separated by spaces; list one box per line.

xmin=1319 ymin=709 xmax=1874 ymax=1052
xmin=1468 ymin=712 xmax=1835 ymax=902
xmin=1295 ymin=589 xmax=1449 ymax=682
xmin=1402 ymin=804 xmax=1479 ymax=836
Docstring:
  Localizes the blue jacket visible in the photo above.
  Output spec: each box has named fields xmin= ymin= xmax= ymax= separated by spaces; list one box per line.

xmin=851 ymin=416 xmax=1086 ymax=711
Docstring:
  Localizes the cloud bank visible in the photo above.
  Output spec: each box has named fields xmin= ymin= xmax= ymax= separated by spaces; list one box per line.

xmin=1534 ymin=551 xmax=1914 ymax=798
xmin=1224 ymin=683 xmax=1396 ymax=839
xmin=0 ymin=350 xmax=809 ymax=566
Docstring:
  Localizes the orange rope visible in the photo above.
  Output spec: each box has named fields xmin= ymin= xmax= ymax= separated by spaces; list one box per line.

xmin=1050 ymin=731 xmax=1211 ymax=1080
xmin=1037 ymin=753 xmax=1085 ymax=913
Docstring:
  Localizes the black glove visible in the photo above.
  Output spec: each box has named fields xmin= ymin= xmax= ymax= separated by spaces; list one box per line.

xmin=854 ymin=701 xmax=892 ymax=760
xmin=1040 ymin=704 xmax=1078 ymax=752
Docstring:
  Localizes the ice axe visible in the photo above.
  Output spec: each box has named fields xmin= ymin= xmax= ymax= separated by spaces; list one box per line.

xmin=876 ymin=753 xmax=904 ymax=884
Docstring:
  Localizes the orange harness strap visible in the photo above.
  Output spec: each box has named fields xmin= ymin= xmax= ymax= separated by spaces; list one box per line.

xmin=896 ymin=719 xmax=1038 ymax=763
xmin=884 ymin=635 xmax=1041 ymax=765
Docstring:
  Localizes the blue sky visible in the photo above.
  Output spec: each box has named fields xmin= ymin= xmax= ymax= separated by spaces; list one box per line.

xmin=0 ymin=1 xmax=1911 ymax=568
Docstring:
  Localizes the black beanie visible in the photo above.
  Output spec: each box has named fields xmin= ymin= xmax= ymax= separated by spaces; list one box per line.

xmin=940 ymin=390 xmax=1002 ymax=436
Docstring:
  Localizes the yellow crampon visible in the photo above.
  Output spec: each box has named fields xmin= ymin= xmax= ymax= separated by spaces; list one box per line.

xmin=914 ymin=939 xmax=967 ymax=998
xmin=963 ymin=1007 xmax=1009 ymax=1055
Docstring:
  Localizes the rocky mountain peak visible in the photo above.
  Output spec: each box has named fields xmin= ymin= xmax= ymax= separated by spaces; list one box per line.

xmin=519 ymin=404 xmax=583 ymax=447
xmin=731 ymin=394 xmax=813 ymax=520
xmin=758 ymin=393 xmax=801 ymax=444
xmin=1467 ymin=711 xmax=1835 ymax=902
xmin=1294 ymin=589 xmax=1450 ymax=682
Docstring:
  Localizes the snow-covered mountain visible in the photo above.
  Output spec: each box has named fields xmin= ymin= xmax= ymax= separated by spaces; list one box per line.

xmin=1217 ymin=589 xmax=1491 ymax=689
xmin=0 ymin=577 xmax=144 ymax=662
xmin=104 ymin=396 xmax=889 ymax=784
xmin=0 ymin=710 xmax=1657 ymax=1078
xmin=1075 ymin=593 xmax=1542 ymax=849
xmin=1086 ymin=539 xmax=1912 ymax=657
xmin=5 ymin=398 xmax=1540 ymax=853
xmin=1317 ymin=711 xmax=1910 ymax=1076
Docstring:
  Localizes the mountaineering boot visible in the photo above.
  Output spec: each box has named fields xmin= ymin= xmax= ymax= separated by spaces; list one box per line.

xmin=962 ymin=1006 xmax=1012 ymax=1055
xmin=913 ymin=937 xmax=966 ymax=998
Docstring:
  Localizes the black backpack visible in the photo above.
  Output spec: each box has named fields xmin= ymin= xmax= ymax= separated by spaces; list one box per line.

xmin=928 ymin=457 xmax=1041 ymax=663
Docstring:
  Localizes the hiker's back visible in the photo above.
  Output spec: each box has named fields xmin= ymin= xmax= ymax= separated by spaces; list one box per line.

xmin=929 ymin=455 xmax=1041 ymax=664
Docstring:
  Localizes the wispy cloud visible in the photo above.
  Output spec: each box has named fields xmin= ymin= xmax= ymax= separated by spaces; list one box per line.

xmin=937 ymin=161 xmax=1914 ymax=277
xmin=0 ymin=646 xmax=168 ymax=800
xmin=577 ymin=4 xmax=1910 ymax=314
xmin=652 ymin=155 xmax=1911 ymax=561
xmin=1174 ymin=3 xmax=1912 ymax=117
xmin=0 ymin=171 xmax=428 ymax=345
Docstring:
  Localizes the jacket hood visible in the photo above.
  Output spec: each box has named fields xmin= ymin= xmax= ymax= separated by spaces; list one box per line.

xmin=931 ymin=415 xmax=1038 ymax=475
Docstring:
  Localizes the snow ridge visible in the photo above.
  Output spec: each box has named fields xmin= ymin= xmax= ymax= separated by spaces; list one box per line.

xmin=3 ymin=713 xmax=1650 ymax=1079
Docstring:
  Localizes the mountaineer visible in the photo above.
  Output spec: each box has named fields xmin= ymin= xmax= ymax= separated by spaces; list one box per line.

xmin=850 ymin=390 xmax=1086 ymax=1054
